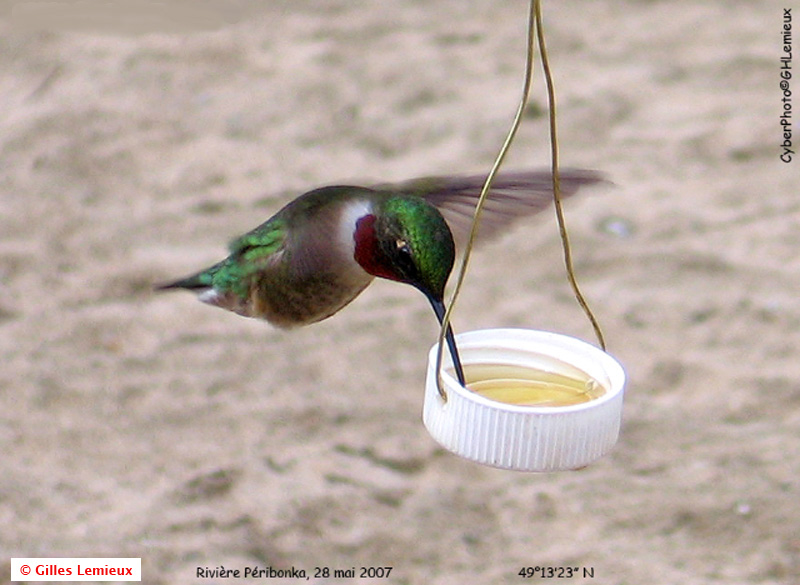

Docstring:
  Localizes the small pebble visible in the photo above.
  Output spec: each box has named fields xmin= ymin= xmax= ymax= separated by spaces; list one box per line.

xmin=597 ymin=215 xmax=636 ymax=239
xmin=733 ymin=500 xmax=752 ymax=516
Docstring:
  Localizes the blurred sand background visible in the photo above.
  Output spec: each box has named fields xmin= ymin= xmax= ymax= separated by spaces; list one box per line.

xmin=1 ymin=1 xmax=798 ymax=583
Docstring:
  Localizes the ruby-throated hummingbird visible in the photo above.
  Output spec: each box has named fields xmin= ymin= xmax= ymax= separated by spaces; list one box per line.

xmin=159 ymin=169 xmax=603 ymax=386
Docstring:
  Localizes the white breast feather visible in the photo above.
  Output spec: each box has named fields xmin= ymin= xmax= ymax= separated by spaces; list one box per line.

xmin=338 ymin=199 xmax=374 ymax=256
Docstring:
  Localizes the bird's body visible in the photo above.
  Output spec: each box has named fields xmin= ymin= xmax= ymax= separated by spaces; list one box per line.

xmin=189 ymin=186 xmax=378 ymax=327
xmin=164 ymin=184 xmax=458 ymax=328
xmin=160 ymin=169 xmax=605 ymax=385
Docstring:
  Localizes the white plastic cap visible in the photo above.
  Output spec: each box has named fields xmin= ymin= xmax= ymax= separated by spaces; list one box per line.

xmin=423 ymin=329 xmax=625 ymax=472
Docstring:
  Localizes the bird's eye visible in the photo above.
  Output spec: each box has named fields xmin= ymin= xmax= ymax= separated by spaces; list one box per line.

xmin=396 ymin=239 xmax=411 ymax=256
xmin=394 ymin=239 xmax=416 ymax=274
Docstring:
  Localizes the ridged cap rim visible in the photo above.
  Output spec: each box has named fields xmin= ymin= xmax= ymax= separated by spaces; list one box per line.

xmin=423 ymin=328 xmax=626 ymax=471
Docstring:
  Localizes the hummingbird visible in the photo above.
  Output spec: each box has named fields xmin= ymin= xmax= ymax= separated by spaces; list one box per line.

xmin=158 ymin=169 xmax=604 ymax=386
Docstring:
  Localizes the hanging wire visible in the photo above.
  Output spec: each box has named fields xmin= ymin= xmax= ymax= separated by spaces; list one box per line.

xmin=534 ymin=0 xmax=606 ymax=351
xmin=435 ymin=0 xmax=605 ymax=401
xmin=434 ymin=1 xmax=537 ymax=400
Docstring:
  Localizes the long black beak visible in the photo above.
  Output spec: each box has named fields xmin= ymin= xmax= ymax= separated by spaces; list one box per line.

xmin=427 ymin=296 xmax=466 ymax=387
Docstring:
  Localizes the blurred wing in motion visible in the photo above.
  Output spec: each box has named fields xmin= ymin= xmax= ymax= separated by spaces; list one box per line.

xmin=375 ymin=168 xmax=607 ymax=250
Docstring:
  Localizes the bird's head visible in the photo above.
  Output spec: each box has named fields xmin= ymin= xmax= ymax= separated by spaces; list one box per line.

xmin=353 ymin=195 xmax=465 ymax=386
xmin=353 ymin=196 xmax=456 ymax=304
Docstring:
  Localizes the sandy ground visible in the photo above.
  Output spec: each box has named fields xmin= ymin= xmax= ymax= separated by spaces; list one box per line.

xmin=1 ymin=1 xmax=798 ymax=583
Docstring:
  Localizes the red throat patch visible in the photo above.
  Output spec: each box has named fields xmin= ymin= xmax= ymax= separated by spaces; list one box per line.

xmin=353 ymin=214 xmax=398 ymax=281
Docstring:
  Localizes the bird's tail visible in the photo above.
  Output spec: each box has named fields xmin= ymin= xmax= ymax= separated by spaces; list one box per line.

xmin=155 ymin=260 xmax=225 ymax=292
